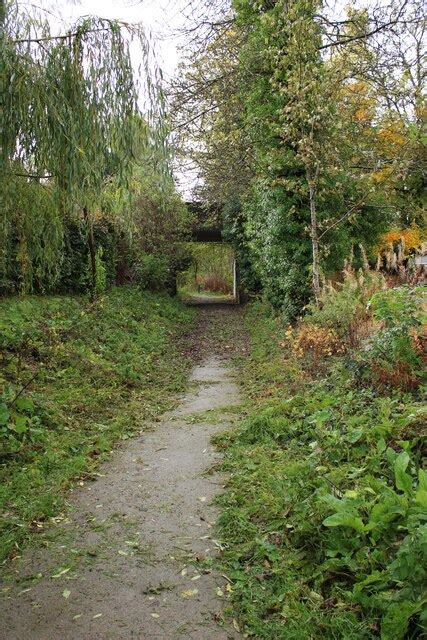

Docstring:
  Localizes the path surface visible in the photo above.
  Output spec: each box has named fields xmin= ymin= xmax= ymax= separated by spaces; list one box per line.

xmin=1 ymin=314 xmax=243 ymax=639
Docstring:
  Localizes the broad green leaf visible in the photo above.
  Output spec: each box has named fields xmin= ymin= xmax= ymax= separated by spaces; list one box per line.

xmin=12 ymin=414 xmax=28 ymax=434
xmin=377 ymin=437 xmax=386 ymax=453
xmin=418 ymin=468 xmax=427 ymax=492
xmin=415 ymin=469 xmax=427 ymax=507
xmin=394 ymin=451 xmax=412 ymax=495
xmin=346 ymin=428 xmax=363 ymax=443
xmin=323 ymin=512 xmax=365 ymax=532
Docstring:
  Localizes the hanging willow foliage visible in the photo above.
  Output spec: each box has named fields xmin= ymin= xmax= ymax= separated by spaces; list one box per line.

xmin=0 ymin=0 xmax=165 ymax=295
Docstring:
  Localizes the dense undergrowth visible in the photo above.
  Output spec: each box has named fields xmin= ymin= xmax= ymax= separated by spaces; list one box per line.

xmin=0 ymin=287 xmax=194 ymax=563
xmin=216 ymin=279 xmax=426 ymax=639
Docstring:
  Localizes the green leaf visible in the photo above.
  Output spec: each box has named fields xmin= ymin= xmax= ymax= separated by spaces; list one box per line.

xmin=394 ymin=451 xmax=412 ymax=495
xmin=377 ymin=437 xmax=386 ymax=453
xmin=418 ymin=468 xmax=427 ymax=492
xmin=12 ymin=414 xmax=28 ymax=434
xmin=15 ymin=397 xmax=34 ymax=412
xmin=0 ymin=404 xmax=10 ymax=426
xmin=346 ymin=427 xmax=363 ymax=443
xmin=323 ymin=511 xmax=365 ymax=532
xmin=415 ymin=469 xmax=427 ymax=507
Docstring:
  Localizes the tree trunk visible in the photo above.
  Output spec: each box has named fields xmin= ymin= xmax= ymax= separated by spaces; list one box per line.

xmin=308 ymin=176 xmax=321 ymax=303
xmin=83 ymin=207 xmax=97 ymax=300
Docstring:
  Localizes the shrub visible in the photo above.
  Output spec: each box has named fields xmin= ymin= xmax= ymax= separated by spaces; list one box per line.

xmin=217 ymin=302 xmax=427 ymax=639
xmin=134 ymin=253 xmax=170 ymax=291
xmin=291 ymin=324 xmax=343 ymax=369
xmin=362 ymin=286 xmax=425 ymax=390
xmin=202 ymin=275 xmax=232 ymax=294
xmin=305 ymin=268 xmax=385 ymax=348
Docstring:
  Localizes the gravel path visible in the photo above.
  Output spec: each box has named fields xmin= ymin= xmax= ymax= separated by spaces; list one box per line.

xmin=1 ymin=351 xmax=241 ymax=639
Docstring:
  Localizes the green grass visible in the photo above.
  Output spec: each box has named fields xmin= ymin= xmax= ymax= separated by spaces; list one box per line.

xmin=215 ymin=302 xmax=426 ymax=639
xmin=0 ymin=287 xmax=195 ymax=563
xmin=178 ymin=288 xmax=234 ymax=299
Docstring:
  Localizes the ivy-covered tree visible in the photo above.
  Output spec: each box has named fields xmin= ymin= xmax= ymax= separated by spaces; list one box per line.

xmin=173 ymin=0 xmax=419 ymax=315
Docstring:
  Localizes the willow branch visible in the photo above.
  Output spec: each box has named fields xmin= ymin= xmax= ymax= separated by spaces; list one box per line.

xmin=14 ymin=172 xmax=54 ymax=179
xmin=12 ymin=27 xmax=109 ymax=44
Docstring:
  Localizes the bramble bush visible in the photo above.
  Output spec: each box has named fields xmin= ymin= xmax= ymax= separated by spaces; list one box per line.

xmin=297 ymin=270 xmax=424 ymax=391
xmin=288 ymin=324 xmax=343 ymax=370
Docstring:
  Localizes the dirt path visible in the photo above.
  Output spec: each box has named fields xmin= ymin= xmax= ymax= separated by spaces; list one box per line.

xmin=1 ymin=309 xmax=244 ymax=639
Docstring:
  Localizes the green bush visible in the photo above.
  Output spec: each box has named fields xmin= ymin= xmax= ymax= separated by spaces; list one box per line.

xmin=305 ymin=269 xmax=385 ymax=346
xmin=361 ymin=286 xmax=425 ymax=390
xmin=135 ymin=253 xmax=171 ymax=291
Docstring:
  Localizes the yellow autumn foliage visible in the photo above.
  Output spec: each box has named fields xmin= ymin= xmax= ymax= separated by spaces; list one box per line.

xmin=371 ymin=165 xmax=394 ymax=184
xmin=376 ymin=225 xmax=424 ymax=254
xmin=377 ymin=126 xmax=406 ymax=147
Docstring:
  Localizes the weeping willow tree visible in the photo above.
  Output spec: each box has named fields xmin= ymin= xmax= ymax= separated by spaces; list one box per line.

xmin=0 ymin=0 xmax=164 ymax=296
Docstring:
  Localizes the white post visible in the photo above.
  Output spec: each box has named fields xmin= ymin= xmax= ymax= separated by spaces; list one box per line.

xmin=233 ymin=258 xmax=237 ymax=300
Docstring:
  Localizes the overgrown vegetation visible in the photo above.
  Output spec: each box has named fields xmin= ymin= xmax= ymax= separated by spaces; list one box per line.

xmin=1 ymin=1 xmax=191 ymax=298
xmin=215 ymin=276 xmax=426 ymax=638
xmin=177 ymin=242 xmax=235 ymax=298
xmin=172 ymin=0 xmax=426 ymax=315
xmin=1 ymin=0 xmax=426 ymax=634
xmin=0 ymin=288 xmax=194 ymax=562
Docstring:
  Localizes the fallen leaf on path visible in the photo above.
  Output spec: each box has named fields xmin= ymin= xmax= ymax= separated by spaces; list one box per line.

xmin=216 ymin=587 xmax=224 ymax=597
xmin=151 ymin=613 xmax=160 ymax=618
xmin=62 ymin=589 xmax=71 ymax=599
xmin=72 ymin=614 xmax=82 ymax=620
xmin=233 ymin=619 xmax=240 ymax=632
xmin=180 ymin=568 xmax=188 ymax=576
xmin=51 ymin=567 xmax=71 ymax=578
xmin=191 ymin=575 xmax=201 ymax=581
xmin=118 ymin=550 xmax=128 ymax=556
xmin=180 ymin=589 xmax=198 ymax=598
xmin=198 ymin=496 xmax=207 ymax=502
xmin=93 ymin=614 xmax=102 ymax=619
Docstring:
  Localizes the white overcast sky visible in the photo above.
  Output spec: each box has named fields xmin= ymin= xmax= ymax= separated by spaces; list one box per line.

xmin=55 ymin=0 xmax=186 ymax=80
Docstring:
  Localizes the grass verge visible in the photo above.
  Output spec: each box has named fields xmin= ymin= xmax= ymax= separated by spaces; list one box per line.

xmin=215 ymin=302 xmax=426 ymax=639
xmin=0 ymin=287 xmax=195 ymax=564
